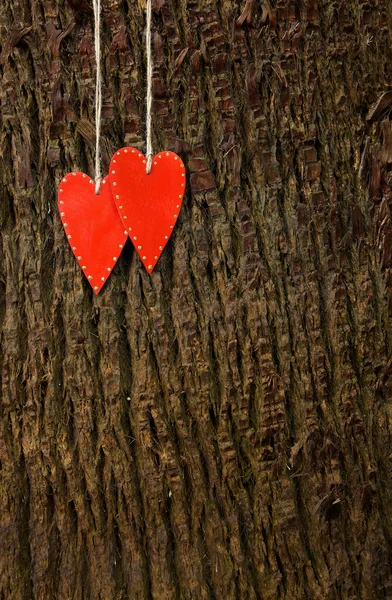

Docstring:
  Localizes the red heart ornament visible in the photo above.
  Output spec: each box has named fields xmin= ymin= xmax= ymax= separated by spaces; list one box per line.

xmin=109 ymin=148 xmax=185 ymax=272
xmin=58 ymin=173 xmax=128 ymax=294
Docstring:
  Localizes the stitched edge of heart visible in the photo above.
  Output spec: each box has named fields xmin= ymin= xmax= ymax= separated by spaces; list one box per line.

xmin=58 ymin=172 xmax=127 ymax=295
xmin=109 ymin=148 xmax=186 ymax=273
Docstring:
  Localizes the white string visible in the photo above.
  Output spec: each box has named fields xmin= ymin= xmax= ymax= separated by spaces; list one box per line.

xmin=145 ymin=0 xmax=153 ymax=174
xmin=92 ymin=0 xmax=102 ymax=194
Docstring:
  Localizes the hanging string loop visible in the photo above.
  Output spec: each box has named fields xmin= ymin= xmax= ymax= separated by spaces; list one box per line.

xmin=92 ymin=0 xmax=102 ymax=194
xmin=145 ymin=0 xmax=153 ymax=174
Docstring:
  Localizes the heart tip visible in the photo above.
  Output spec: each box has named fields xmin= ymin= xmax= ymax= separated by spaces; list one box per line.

xmin=144 ymin=265 xmax=157 ymax=274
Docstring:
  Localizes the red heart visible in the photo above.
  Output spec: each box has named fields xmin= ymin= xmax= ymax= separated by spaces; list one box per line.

xmin=109 ymin=148 xmax=185 ymax=272
xmin=58 ymin=173 xmax=127 ymax=294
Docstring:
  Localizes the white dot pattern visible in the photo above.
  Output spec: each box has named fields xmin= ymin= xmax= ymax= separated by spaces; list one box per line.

xmin=58 ymin=171 xmax=127 ymax=294
xmin=109 ymin=148 xmax=186 ymax=274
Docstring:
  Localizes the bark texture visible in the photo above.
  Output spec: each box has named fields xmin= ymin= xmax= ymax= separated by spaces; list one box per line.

xmin=1 ymin=0 xmax=392 ymax=598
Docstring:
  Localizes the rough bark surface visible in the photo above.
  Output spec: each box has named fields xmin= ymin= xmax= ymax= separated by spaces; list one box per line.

xmin=1 ymin=0 xmax=392 ymax=599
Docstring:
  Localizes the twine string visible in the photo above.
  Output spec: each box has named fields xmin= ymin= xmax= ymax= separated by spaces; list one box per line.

xmin=92 ymin=0 xmax=152 ymax=181
xmin=92 ymin=0 xmax=102 ymax=194
xmin=145 ymin=0 xmax=153 ymax=174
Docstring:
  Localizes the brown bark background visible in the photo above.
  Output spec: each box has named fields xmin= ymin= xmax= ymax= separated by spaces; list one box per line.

xmin=1 ymin=0 xmax=392 ymax=598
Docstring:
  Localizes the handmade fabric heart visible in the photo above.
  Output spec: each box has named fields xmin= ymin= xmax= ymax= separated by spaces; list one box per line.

xmin=109 ymin=148 xmax=185 ymax=272
xmin=58 ymin=173 xmax=128 ymax=294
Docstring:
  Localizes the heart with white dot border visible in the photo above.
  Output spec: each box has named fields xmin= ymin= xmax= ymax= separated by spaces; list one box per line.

xmin=58 ymin=172 xmax=127 ymax=294
xmin=109 ymin=148 xmax=185 ymax=273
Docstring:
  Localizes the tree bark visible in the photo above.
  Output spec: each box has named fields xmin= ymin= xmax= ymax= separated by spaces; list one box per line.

xmin=1 ymin=0 xmax=392 ymax=598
